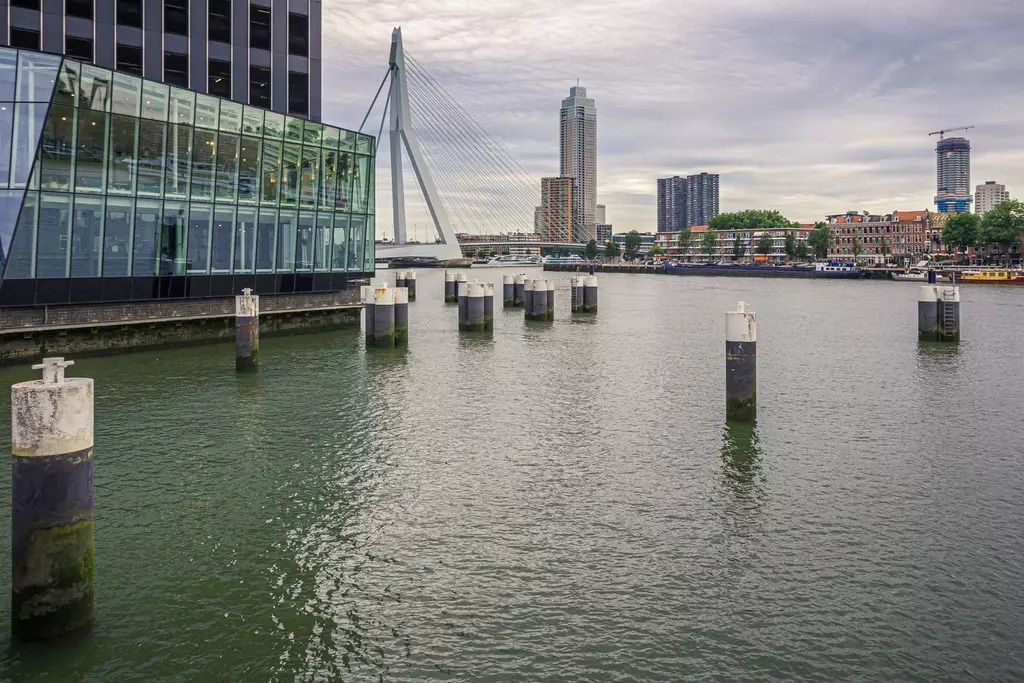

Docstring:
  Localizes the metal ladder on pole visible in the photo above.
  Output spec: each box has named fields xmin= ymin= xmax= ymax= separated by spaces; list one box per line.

xmin=941 ymin=288 xmax=957 ymax=337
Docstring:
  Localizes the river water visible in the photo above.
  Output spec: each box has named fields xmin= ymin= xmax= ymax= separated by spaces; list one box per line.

xmin=1 ymin=269 xmax=1023 ymax=682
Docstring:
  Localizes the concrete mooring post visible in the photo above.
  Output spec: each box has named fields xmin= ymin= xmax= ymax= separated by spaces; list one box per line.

xmin=461 ymin=282 xmax=487 ymax=332
xmin=528 ymin=279 xmax=548 ymax=321
xmin=235 ymin=287 xmax=259 ymax=371
xmin=394 ymin=287 xmax=409 ymax=346
xmin=524 ymin=278 xmax=536 ymax=319
xmin=918 ymin=285 xmax=960 ymax=342
xmin=457 ymin=280 xmax=469 ymax=328
xmin=503 ymin=275 xmax=515 ymax=307
xmin=582 ymin=275 xmax=599 ymax=314
xmin=571 ymin=276 xmax=582 ymax=313
xmin=444 ymin=271 xmax=456 ymax=303
xmin=11 ymin=357 xmax=94 ymax=641
xmin=362 ymin=286 xmax=376 ymax=345
xmin=726 ymin=301 xmax=757 ymax=422
xmin=406 ymin=270 xmax=416 ymax=301
xmin=395 ymin=270 xmax=407 ymax=290
xmin=513 ymin=274 xmax=526 ymax=308
xmin=545 ymin=280 xmax=555 ymax=320
xmin=484 ymin=283 xmax=495 ymax=331
xmin=373 ymin=286 xmax=395 ymax=347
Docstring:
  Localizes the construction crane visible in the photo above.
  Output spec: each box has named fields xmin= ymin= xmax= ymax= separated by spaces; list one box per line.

xmin=928 ymin=125 xmax=974 ymax=140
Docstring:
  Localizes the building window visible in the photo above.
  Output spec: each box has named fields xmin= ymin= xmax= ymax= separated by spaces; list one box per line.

xmin=116 ymin=44 xmax=143 ymax=75
xmin=209 ymin=59 xmax=231 ymax=98
xmin=250 ymin=66 xmax=271 ymax=108
xmin=250 ymin=6 xmax=271 ymax=50
xmin=288 ymin=13 xmax=308 ymax=56
xmin=164 ymin=0 xmax=188 ymax=36
xmin=116 ymin=0 xmax=142 ymax=27
xmin=288 ymin=72 xmax=307 ymax=116
xmin=164 ymin=51 xmax=188 ymax=87
xmin=65 ymin=0 xmax=93 ymax=20
xmin=66 ymin=36 xmax=94 ymax=62
xmin=9 ymin=28 xmax=41 ymax=50
xmin=208 ymin=0 xmax=231 ymax=43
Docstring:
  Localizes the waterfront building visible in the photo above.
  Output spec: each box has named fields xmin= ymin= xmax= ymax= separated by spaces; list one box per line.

xmin=611 ymin=231 xmax=655 ymax=257
xmin=540 ymin=176 xmax=573 ymax=242
xmin=655 ymin=224 xmax=812 ymax=262
xmin=0 ymin=48 xmax=374 ymax=307
xmin=656 ymin=173 xmax=719 ymax=232
xmin=826 ymin=211 xmax=931 ymax=263
xmin=0 ymin=0 xmax=320 ymax=120
xmin=935 ymin=137 xmax=971 ymax=213
xmin=534 ymin=205 xmax=543 ymax=233
xmin=596 ymin=223 xmax=612 ymax=244
xmin=975 ymin=181 xmax=1009 ymax=215
xmin=559 ymin=85 xmax=596 ymax=243
xmin=457 ymin=231 xmax=541 ymax=257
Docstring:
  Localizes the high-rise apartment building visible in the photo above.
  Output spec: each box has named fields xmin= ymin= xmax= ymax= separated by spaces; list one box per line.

xmin=975 ymin=181 xmax=1009 ymax=215
xmin=596 ymin=204 xmax=605 ymax=224
xmin=541 ymin=177 xmax=573 ymax=242
xmin=657 ymin=173 xmax=719 ymax=232
xmin=0 ymin=0 xmax=320 ymax=120
xmin=935 ymin=137 xmax=971 ymax=213
xmin=559 ymin=85 xmax=596 ymax=243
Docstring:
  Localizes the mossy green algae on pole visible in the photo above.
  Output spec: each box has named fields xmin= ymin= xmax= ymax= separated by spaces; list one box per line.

xmin=235 ymin=287 xmax=259 ymax=371
xmin=11 ymin=357 xmax=94 ymax=641
xmin=726 ymin=301 xmax=757 ymax=422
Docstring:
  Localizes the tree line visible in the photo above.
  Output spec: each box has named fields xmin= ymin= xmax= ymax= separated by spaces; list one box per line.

xmin=941 ymin=200 xmax=1024 ymax=264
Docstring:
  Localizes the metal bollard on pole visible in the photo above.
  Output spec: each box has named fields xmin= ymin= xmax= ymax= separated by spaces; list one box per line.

xmin=484 ymin=282 xmax=495 ymax=331
xmin=918 ymin=285 xmax=960 ymax=342
xmin=406 ymin=270 xmax=417 ymax=301
xmin=513 ymin=274 xmax=526 ymax=308
xmin=545 ymin=279 xmax=555 ymax=320
xmin=444 ymin=270 xmax=456 ymax=303
xmin=235 ymin=287 xmax=259 ymax=371
xmin=373 ymin=286 xmax=396 ymax=347
xmin=394 ymin=286 xmax=409 ymax=346
xmin=12 ymin=357 xmax=94 ymax=641
xmin=582 ymin=275 xmax=599 ymax=314
xmin=503 ymin=274 xmax=515 ymax=308
xmin=725 ymin=301 xmax=757 ymax=422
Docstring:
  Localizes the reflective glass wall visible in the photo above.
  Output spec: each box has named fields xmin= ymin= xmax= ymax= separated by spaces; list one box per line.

xmin=0 ymin=48 xmax=375 ymax=306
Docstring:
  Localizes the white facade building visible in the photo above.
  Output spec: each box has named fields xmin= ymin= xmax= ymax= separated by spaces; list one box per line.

xmin=975 ymin=181 xmax=1010 ymax=215
xmin=560 ymin=85 xmax=597 ymax=243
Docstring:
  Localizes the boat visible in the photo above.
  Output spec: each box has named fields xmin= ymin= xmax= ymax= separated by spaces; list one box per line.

xmin=813 ymin=261 xmax=864 ymax=279
xmin=958 ymin=268 xmax=1024 ymax=284
xmin=544 ymin=255 xmax=587 ymax=265
xmin=891 ymin=269 xmax=951 ymax=282
xmin=386 ymin=256 xmax=473 ymax=268
xmin=472 ymin=255 xmax=543 ymax=268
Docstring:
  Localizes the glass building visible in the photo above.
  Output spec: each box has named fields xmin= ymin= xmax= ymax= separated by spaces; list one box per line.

xmin=0 ymin=48 xmax=374 ymax=306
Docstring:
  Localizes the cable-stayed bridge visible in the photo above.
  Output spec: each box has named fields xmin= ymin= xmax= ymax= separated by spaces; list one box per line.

xmin=363 ymin=28 xmax=580 ymax=262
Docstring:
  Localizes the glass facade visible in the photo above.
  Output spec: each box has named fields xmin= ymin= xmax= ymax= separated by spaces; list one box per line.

xmin=0 ymin=48 xmax=374 ymax=306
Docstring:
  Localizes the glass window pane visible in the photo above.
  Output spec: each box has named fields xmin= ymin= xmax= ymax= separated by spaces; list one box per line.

xmin=364 ymin=216 xmax=374 ymax=272
xmin=6 ymin=191 xmax=38 ymax=279
xmin=280 ymin=143 xmax=300 ymax=207
xmin=335 ymin=150 xmax=352 ymax=211
xmin=0 ymin=189 xmax=22 ymax=261
xmin=108 ymin=113 xmax=139 ymax=195
xmin=255 ymin=208 xmax=276 ymax=272
xmin=317 ymin=148 xmax=337 ymax=209
xmin=218 ymin=100 xmax=242 ymax=133
xmin=356 ymin=134 xmax=372 ymax=154
xmin=137 ymin=119 xmax=166 ymax=196
xmin=194 ymin=94 xmax=219 ymax=129
xmin=284 ymin=116 xmax=302 ymax=142
xmin=132 ymin=198 xmax=161 ymax=275
xmin=338 ymin=129 xmax=354 ymax=152
xmin=215 ymin=132 xmax=239 ymax=201
xmin=190 ymin=129 xmax=216 ymax=200
xmin=296 ymin=212 xmax=314 ymax=271
xmin=263 ymin=112 xmax=284 ymax=140
xmin=142 ymin=81 xmax=169 ymax=121
xmin=302 ymin=120 xmax=321 ymax=145
xmin=351 ymin=155 xmax=370 ymax=213
xmin=321 ymin=125 xmax=340 ymax=150
xmin=348 ymin=214 xmax=364 ymax=273
xmin=276 ymin=211 xmax=296 ymax=272
xmin=111 ymin=72 xmax=141 ymax=117
xmin=103 ymin=197 xmax=133 ymax=276
xmin=313 ymin=212 xmax=331 ymax=272
xmin=16 ymin=50 xmax=60 ymax=102
xmin=0 ymin=49 xmax=17 ymax=101
xmin=53 ymin=59 xmax=79 ymax=108
xmin=71 ymin=195 xmax=104 ymax=277
xmin=39 ymin=105 xmax=75 ymax=191
xmin=164 ymin=122 xmax=192 ymax=198
xmin=242 ymin=106 xmax=263 ymax=136
xmin=11 ymin=102 xmax=47 ymax=188
xmin=238 ymin=136 xmax=261 ymax=203
xmin=37 ymin=192 xmax=72 ymax=278
xmin=330 ymin=213 xmax=347 ymax=272
xmin=168 ymin=87 xmax=195 ymax=126
xmin=74 ymin=110 xmax=108 ymax=192
xmin=299 ymin=146 xmax=318 ymax=207
xmin=234 ymin=206 xmax=256 ymax=273
xmin=211 ymin=206 xmax=233 ymax=273
xmin=0 ymin=104 xmax=11 ymax=186
xmin=79 ymin=65 xmax=112 ymax=112
xmin=260 ymin=140 xmax=280 ymax=205
xmin=186 ymin=203 xmax=212 ymax=273
xmin=160 ymin=200 xmax=188 ymax=275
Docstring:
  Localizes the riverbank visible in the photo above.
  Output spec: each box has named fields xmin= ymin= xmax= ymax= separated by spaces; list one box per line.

xmin=543 ymin=262 xmax=902 ymax=279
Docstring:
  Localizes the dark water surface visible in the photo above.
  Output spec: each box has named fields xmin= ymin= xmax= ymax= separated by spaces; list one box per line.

xmin=1 ymin=270 xmax=1023 ymax=682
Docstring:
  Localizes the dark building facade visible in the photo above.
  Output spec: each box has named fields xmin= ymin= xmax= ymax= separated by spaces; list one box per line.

xmin=0 ymin=0 xmax=320 ymax=120
xmin=656 ymin=172 xmax=719 ymax=232
xmin=0 ymin=48 xmax=374 ymax=307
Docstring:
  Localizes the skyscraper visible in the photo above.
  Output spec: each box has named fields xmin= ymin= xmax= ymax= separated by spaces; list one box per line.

xmin=935 ymin=137 xmax=971 ymax=213
xmin=541 ymin=177 xmax=574 ymax=242
xmin=0 ymin=0 xmax=320 ymax=120
xmin=975 ymin=181 xmax=1009 ymax=215
xmin=657 ymin=176 xmax=686 ymax=233
xmin=657 ymin=173 xmax=719 ymax=231
xmin=560 ymin=85 xmax=596 ymax=243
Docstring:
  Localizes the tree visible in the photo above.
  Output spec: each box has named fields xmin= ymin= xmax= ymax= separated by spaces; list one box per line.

xmin=676 ymin=227 xmax=693 ymax=261
xmin=700 ymin=227 xmax=719 ymax=262
xmin=806 ymin=222 xmax=832 ymax=260
xmin=756 ymin=232 xmax=774 ymax=256
xmin=584 ymin=239 xmax=598 ymax=260
xmin=851 ymin=230 xmax=861 ymax=262
xmin=942 ymin=212 xmax=980 ymax=255
xmin=732 ymin=234 xmax=746 ymax=260
xmin=784 ymin=231 xmax=797 ymax=260
xmin=649 ymin=245 xmax=666 ymax=257
xmin=624 ymin=230 xmax=642 ymax=258
xmin=709 ymin=209 xmax=800 ymax=232
xmin=795 ymin=240 xmax=809 ymax=261
xmin=604 ymin=240 xmax=621 ymax=258
xmin=980 ymin=200 xmax=1024 ymax=265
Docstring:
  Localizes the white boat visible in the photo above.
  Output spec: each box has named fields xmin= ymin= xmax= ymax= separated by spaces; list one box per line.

xmin=891 ymin=270 xmax=951 ymax=282
xmin=544 ymin=255 xmax=586 ymax=265
xmin=813 ymin=261 xmax=863 ymax=279
xmin=471 ymin=255 xmax=543 ymax=268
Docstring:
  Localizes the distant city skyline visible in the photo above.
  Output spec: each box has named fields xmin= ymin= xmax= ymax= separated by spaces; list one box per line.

xmin=322 ymin=0 xmax=1024 ymax=235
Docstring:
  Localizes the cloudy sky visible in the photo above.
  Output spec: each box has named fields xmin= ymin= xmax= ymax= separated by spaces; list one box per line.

xmin=322 ymin=0 xmax=1024 ymax=236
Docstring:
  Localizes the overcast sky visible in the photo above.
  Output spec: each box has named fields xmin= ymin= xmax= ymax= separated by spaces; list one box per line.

xmin=322 ymin=0 xmax=1024 ymax=236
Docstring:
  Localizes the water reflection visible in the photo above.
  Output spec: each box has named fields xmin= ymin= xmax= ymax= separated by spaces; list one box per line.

xmin=721 ymin=421 xmax=765 ymax=499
